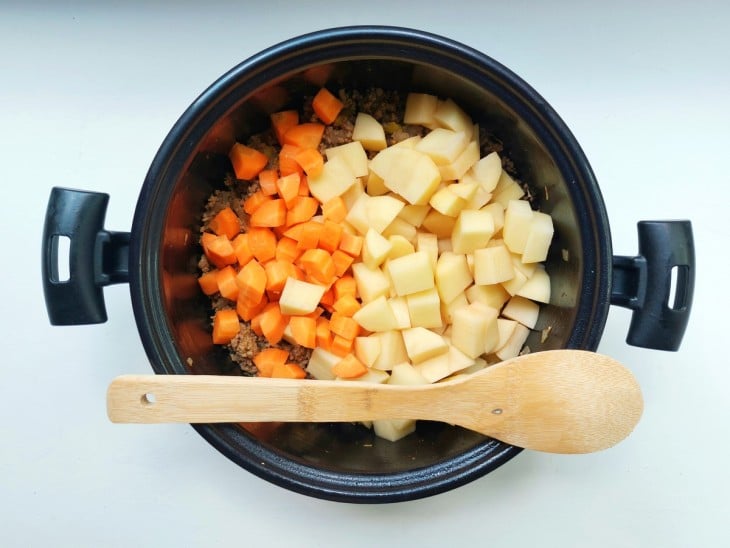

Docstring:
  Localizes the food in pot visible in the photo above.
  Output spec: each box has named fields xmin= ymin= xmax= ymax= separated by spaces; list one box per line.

xmin=197 ymin=87 xmax=553 ymax=440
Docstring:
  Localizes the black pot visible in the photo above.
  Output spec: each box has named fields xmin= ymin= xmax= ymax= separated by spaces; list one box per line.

xmin=42 ymin=26 xmax=695 ymax=503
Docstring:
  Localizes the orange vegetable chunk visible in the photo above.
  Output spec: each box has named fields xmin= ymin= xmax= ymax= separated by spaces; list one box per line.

xmin=250 ymin=198 xmax=287 ymax=228
xmin=216 ymin=265 xmax=240 ymax=301
xmin=286 ymin=196 xmax=319 ymax=226
xmin=329 ymin=312 xmax=360 ymax=340
xmin=333 ymin=275 xmax=357 ymax=301
xmin=339 ymin=232 xmax=363 ymax=257
xmin=315 ymin=317 xmax=333 ymax=351
xmin=232 ymin=233 xmax=254 ymax=266
xmin=271 ymin=362 xmax=307 ymax=379
xmin=289 ymin=316 xmax=317 ymax=349
xmin=202 ymin=233 xmax=237 ymax=269
xmin=229 ymin=142 xmax=269 ymax=180
xmin=247 ymin=227 xmax=277 ymax=263
xmin=270 ymin=110 xmax=299 ymax=146
xmin=333 ymin=294 xmax=361 ymax=317
xmin=212 ymin=309 xmax=240 ymax=344
xmin=264 ymin=259 xmax=297 ymax=293
xmin=318 ymin=220 xmax=343 ymax=253
xmin=279 ymin=144 xmax=303 ymax=176
xmin=299 ymin=248 xmax=335 ymax=284
xmin=258 ymin=169 xmax=280 ymax=196
xmin=276 ymin=172 xmax=301 ymax=208
xmin=312 ymin=87 xmax=344 ymax=125
xmin=253 ymin=347 xmax=289 ymax=377
xmin=283 ymin=123 xmax=325 ymax=149
xmin=276 ymin=236 xmax=302 ymax=263
xmin=322 ymin=196 xmax=348 ymax=223
xmin=235 ymin=259 xmax=267 ymax=307
xmin=257 ymin=303 xmax=289 ymax=345
xmin=331 ymin=250 xmax=355 ymax=277
xmin=293 ymin=147 xmax=324 ymax=177
xmin=198 ymin=270 xmax=219 ymax=295
xmin=332 ymin=353 xmax=368 ymax=379
xmin=243 ymin=190 xmax=271 ymax=215
xmin=330 ymin=334 xmax=354 ymax=357
xmin=209 ymin=207 xmax=241 ymax=239
xmin=236 ymin=293 xmax=268 ymax=321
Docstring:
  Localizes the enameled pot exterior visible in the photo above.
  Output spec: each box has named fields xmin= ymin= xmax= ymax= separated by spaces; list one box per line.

xmin=42 ymin=26 xmax=695 ymax=502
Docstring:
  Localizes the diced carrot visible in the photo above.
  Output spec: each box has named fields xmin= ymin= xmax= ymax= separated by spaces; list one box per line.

xmin=250 ymin=312 xmax=263 ymax=336
xmin=289 ymin=316 xmax=317 ymax=349
xmin=253 ymin=347 xmax=289 ymax=377
xmin=243 ymin=189 xmax=271 ymax=215
xmin=235 ymin=259 xmax=267 ymax=307
xmin=276 ymin=237 xmax=302 ymax=263
xmin=276 ymin=172 xmax=301 ymax=208
xmin=299 ymin=248 xmax=335 ymax=285
xmin=258 ymin=169 xmax=280 ymax=196
xmin=330 ymin=335 xmax=354 ymax=357
xmin=212 ymin=309 xmax=240 ymax=345
xmin=264 ymin=259 xmax=297 ymax=293
xmin=321 ymin=196 xmax=348 ymax=223
xmin=216 ymin=265 xmax=239 ymax=301
xmin=283 ymin=123 xmax=325 ymax=149
xmin=315 ymin=317 xmax=332 ymax=351
xmin=279 ymin=144 xmax=303 ymax=177
xmin=250 ymin=198 xmax=287 ymax=228
xmin=339 ymin=231 xmax=363 ymax=257
xmin=318 ymin=220 xmax=343 ymax=253
xmin=312 ymin=87 xmax=344 ymax=125
xmin=285 ymin=196 xmax=319 ymax=226
xmin=331 ymin=249 xmax=355 ymax=277
xmin=333 ymin=275 xmax=357 ymax=301
xmin=232 ymin=233 xmax=254 ymax=266
xmin=209 ymin=207 xmax=241 ymax=240
xmin=271 ymin=362 xmax=307 ymax=379
xmin=333 ymin=294 xmax=361 ymax=317
xmin=198 ymin=270 xmax=219 ymax=295
xmin=229 ymin=142 xmax=269 ymax=180
xmin=270 ymin=110 xmax=299 ymax=146
xmin=320 ymin=288 xmax=335 ymax=309
xmin=298 ymin=175 xmax=310 ymax=196
xmin=295 ymin=221 xmax=323 ymax=250
xmin=202 ymin=233 xmax=237 ymax=269
xmin=329 ymin=312 xmax=360 ymax=340
xmin=236 ymin=293 xmax=268 ymax=321
xmin=332 ymin=353 xmax=368 ymax=379
xmin=293 ymin=147 xmax=324 ymax=177
xmin=304 ymin=306 xmax=324 ymax=320
xmin=247 ymin=227 xmax=277 ymax=263
xmin=257 ymin=303 xmax=289 ymax=345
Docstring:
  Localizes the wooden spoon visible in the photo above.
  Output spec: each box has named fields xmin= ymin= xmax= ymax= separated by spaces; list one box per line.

xmin=106 ymin=349 xmax=643 ymax=454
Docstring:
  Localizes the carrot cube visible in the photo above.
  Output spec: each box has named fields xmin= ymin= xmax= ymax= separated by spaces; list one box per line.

xmin=299 ymin=248 xmax=335 ymax=284
xmin=329 ymin=312 xmax=360 ymax=340
xmin=250 ymin=198 xmax=287 ymax=228
xmin=312 ymin=87 xmax=344 ymax=125
xmin=279 ymin=144 xmax=303 ymax=177
xmin=229 ymin=142 xmax=269 ymax=180
xmin=235 ymin=259 xmax=267 ymax=307
xmin=331 ymin=249 xmax=355 ymax=277
xmin=212 ymin=309 xmax=240 ymax=345
xmin=289 ymin=316 xmax=317 ymax=349
xmin=318 ymin=220 xmax=343 ymax=253
xmin=322 ymin=196 xmax=347 ymax=223
xmin=339 ymin=232 xmax=363 ymax=257
xmin=283 ymin=123 xmax=325 ymax=149
xmin=330 ymin=334 xmax=354 ymax=357
xmin=270 ymin=110 xmax=299 ymax=146
xmin=285 ymin=196 xmax=319 ymax=226
xmin=258 ymin=169 xmax=279 ymax=196
xmin=271 ymin=362 xmax=307 ymax=379
xmin=232 ymin=233 xmax=254 ymax=266
xmin=202 ymin=232 xmax=237 ymax=269
xmin=276 ymin=172 xmax=301 ymax=208
xmin=243 ymin=189 xmax=271 ymax=215
xmin=275 ymin=237 xmax=302 ymax=263
xmin=247 ymin=227 xmax=277 ymax=263
xmin=209 ymin=207 xmax=241 ymax=239
xmin=256 ymin=303 xmax=289 ymax=345
xmin=333 ymin=294 xmax=361 ymax=317
xmin=315 ymin=318 xmax=332 ymax=351
xmin=216 ymin=265 xmax=240 ymax=301
xmin=253 ymin=347 xmax=289 ymax=377
xmin=332 ymin=353 xmax=368 ymax=379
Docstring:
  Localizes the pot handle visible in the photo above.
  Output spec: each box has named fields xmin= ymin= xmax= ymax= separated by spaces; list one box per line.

xmin=611 ymin=220 xmax=694 ymax=351
xmin=42 ymin=187 xmax=130 ymax=325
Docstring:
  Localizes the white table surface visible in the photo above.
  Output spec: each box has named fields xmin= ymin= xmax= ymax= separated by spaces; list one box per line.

xmin=2 ymin=2 xmax=728 ymax=547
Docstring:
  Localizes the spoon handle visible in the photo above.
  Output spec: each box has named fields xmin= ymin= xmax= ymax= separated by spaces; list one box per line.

xmin=106 ymin=374 xmax=445 ymax=424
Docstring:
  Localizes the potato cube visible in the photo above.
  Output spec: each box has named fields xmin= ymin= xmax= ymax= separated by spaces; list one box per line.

xmin=381 ymin=217 xmax=418 ymax=243
xmin=503 ymin=199 xmax=534 ymax=254
xmin=469 ymin=301 xmax=500 ymax=354
xmin=473 ymin=244 xmax=515 ymax=285
xmin=388 ymin=296 xmax=412 ymax=330
xmin=307 ymin=154 xmax=357 ymax=204
xmin=366 ymin=169 xmax=389 ymax=196
xmin=438 ymin=140 xmax=480 ymax=181
xmin=413 ymin=350 xmax=451 ymax=383
xmin=416 ymin=232 xmax=439 ymax=271
xmin=522 ymin=211 xmax=554 ymax=263
xmin=429 ymin=186 xmax=467 ymax=217
xmin=401 ymin=327 xmax=449 ymax=364
xmin=386 ymin=251 xmax=435 ymax=296
xmin=398 ymin=203 xmax=431 ymax=227
xmin=470 ymin=151 xmax=502 ymax=192
xmin=373 ymin=419 xmax=416 ymax=442
xmin=388 ymin=362 xmax=430 ymax=385
xmin=387 ymin=235 xmax=415 ymax=260
xmin=415 ymin=128 xmax=470 ymax=166
xmin=352 ymin=262 xmax=390 ymax=303
xmin=352 ymin=295 xmax=398 ymax=332
xmin=338 ymin=368 xmax=390 ymax=384
xmin=495 ymin=318 xmax=519 ymax=353
xmin=344 ymin=192 xmax=370 ymax=235
xmin=435 ymin=252 xmax=473 ymax=304
xmin=371 ymin=330 xmax=409 ymax=371
xmin=340 ymin=178 xmax=365 ymax=210
xmin=434 ymin=98 xmax=473 ymax=133
xmin=306 ymin=347 xmax=340 ymax=380
xmin=404 ymin=92 xmax=439 ymax=126
xmin=447 ymin=181 xmax=479 ymax=201
xmin=516 ymin=265 xmax=551 ymax=303
xmin=354 ymin=336 xmax=382 ymax=368
xmin=406 ymin=288 xmax=443 ymax=329
xmin=492 ymin=171 xmax=526 ymax=208
xmin=440 ymin=291 xmax=469 ymax=324
xmin=495 ymin=324 xmax=531 ymax=361
xmin=451 ymin=209 xmax=495 ymax=254
xmin=362 ymin=228 xmax=393 ymax=269
xmin=372 ymin=147 xmax=442 ymax=206
xmin=480 ymin=202 xmax=505 ymax=233
xmin=366 ymin=194 xmax=406 ymax=233
xmin=279 ymin=278 xmax=327 ymax=315
xmin=351 ymin=112 xmax=387 ymax=151
xmin=465 ymin=283 xmax=511 ymax=309
xmin=451 ymin=303 xmax=498 ymax=358
xmin=421 ymin=209 xmax=457 ymax=238
xmin=502 ymin=295 xmax=540 ymax=328
xmin=501 ymin=267 xmax=528 ymax=296
xmin=325 ymin=141 xmax=369 ymax=177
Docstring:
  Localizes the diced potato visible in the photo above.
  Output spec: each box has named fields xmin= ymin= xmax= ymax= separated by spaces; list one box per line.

xmin=495 ymin=318 xmax=519 ymax=352
xmin=429 ymin=186 xmax=467 ymax=217
xmin=386 ymin=251 xmax=435 ymax=296
xmin=388 ymin=296 xmax=412 ymax=330
xmin=344 ymin=192 xmax=370 ymax=235
xmin=398 ymin=203 xmax=431 ymax=227
xmin=381 ymin=217 xmax=418 ymax=243
xmin=362 ymin=228 xmax=392 ymax=269
xmin=470 ymin=151 xmax=502 ymax=192
xmin=340 ymin=178 xmax=365 ymax=211
xmin=366 ymin=169 xmax=389 ymax=196
xmin=503 ymin=199 xmax=534 ymax=254
xmin=351 ymin=112 xmax=387 ymax=151
xmin=307 ymin=154 xmax=357 ymax=204
xmin=516 ymin=265 xmax=551 ymax=303
xmin=325 ymin=141 xmax=369 ymax=178
xmin=415 ymin=128 xmax=470 ymax=165
xmin=451 ymin=209 xmax=495 ymax=254
xmin=388 ymin=362 xmax=430 ymax=385
xmin=451 ymin=303 xmax=498 ymax=358
xmin=473 ymin=244 xmax=515 ymax=285
xmin=435 ymin=252 xmax=473 ymax=304
xmin=492 ymin=170 xmax=526 ymax=208
xmin=354 ymin=336 xmax=381 ymax=368
xmin=469 ymin=301 xmax=500 ymax=354
xmin=502 ymin=295 xmax=540 ymax=328
xmin=413 ymin=350 xmax=451 ymax=383
xmin=371 ymin=330 xmax=408 ymax=371
xmin=501 ymin=267 xmax=528 ymax=296
xmin=440 ymin=291 xmax=469 ymax=324
xmin=373 ymin=419 xmax=416 ymax=442
xmin=306 ymin=347 xmax=340 ymax=380
xmin=437 ymin=238 xmax=452 ymax=255
xmin=406 ymin=288 xmax=443 ymax=329
xmin=447 ymin=181 xmax=479 ymax=202
xmin=338 ymin=367 xmax=390 ymax=384
xmin=389 ymin=135 xmax=421 ymax=148
xmin=387 ymin=235 xmax=415 ymax=260
xmin=366 ymin=194 xmax=406 ymax=234
xmin=522 ymin=211 xmax=554 ymax=263
xmin=465 ymin=283 xmax=511 ymax=309
xmin=403 ymin=92 xmax=439 ymax=126
xmin=421 ymin=209 xmax=457 ymax=238
xmin=495 ymin=323 xmax=531 ymax=360
xmin=416 ymin=232 xmax=439 ymax=271
xmin=352 ymin=262 xmax=391 ymax=303
xmin=464 ymin=184 xmax=493 ymax=210
xmin=353 ymin=295 xmax=398 ymax=332
xmin=511 ymin=252 xmax=537 ymax=278
xmin=438 ymin=140 xmax=480 ymax=180
xmin=401 ymin=327 xmax=449 ymax=364
xmin=433 ymin=98 xmax=473 ymax=133
xmin=278 ymin=278 xmax=327 ymax=315
xmin=371 ymin=147 xmax=442 ymax=206
xmin=480 ymin=202 xmax=505 ymax=233
xmin=460 ymin=356 xmax=488 ymax=375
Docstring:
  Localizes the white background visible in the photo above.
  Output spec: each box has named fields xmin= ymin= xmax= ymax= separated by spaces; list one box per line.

xmin=1 ymin=1 xmax=728 ymax=547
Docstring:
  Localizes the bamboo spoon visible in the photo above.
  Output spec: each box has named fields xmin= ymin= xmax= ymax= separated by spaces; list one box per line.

xmin=106 ymin=349 xmax=643 ymax=454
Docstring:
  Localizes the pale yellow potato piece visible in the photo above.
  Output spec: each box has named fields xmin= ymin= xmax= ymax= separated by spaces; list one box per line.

xmin=473 ymin=244 xmax=515 ymax=285
xmin=362 ymin=228 xmax=393 ymax=269
xmin=354 ymin=336 xmax=381 ymax=368
xmin=381 ymin=217 xmax=418 ymax=243
xmin=429 ymin=186 xmax=467 ymax=217
xmin=386 ymin=251 xmax=435 ymax=296
xmin=470 ymin=151 xmax=502 ymax=192
xmin=416 ymin=232 xmax=439 ymax=271
xmin=435 ymin=252 xmax=473 ymax=304
xmin=522 ymin=211 xmax=554 ymax=263
xmin=373 ymin=419 xmax=416 ymax=442
xmin=388 ymin=296 xmax=412 ymax=330
xmin=451 ymin=303 xmax=498 ymax=358
xmin=388 ymin=362 xmax=430 ymax=386
xmin=351 ymin=112 xmax=387 ymax=151
xmin=421 ymin=209 xmax=457 ymax=238
xmin=438 ymin=140 xmax=480 ymax=180
xmin=440 ymin=291 xmax=469 ymax=324
xmin=398 ymin=203 xmax=431 ymax=227
xmin=451 ymin=209 xmax=495 ymax=254
xmin=495 ymin=323 xmax=531 ymax=361
xmin=365 ymin=169 xmax=389 ymax=196
xmin=433 ymin=98 xmax=473 ymax=133
xmin=406 ymin=288 xmax=443 ymax=329
xmin=337 ymin=368 xmax=390 ymax=384
xmin=387 ymin=235 xmax=415 ymax=260
xmin=415 ymin=128 xmax=470 ymax=166
xmin=353 ymin=295 xmax=399 ymax=332
xmin=503 ymin=199 xmax=534 ymax=254
xmin=401 ymin=327 xmax=449 ymax=364
xmin=371 ymin=330 xmax=409 ymax=371
xmin=516 ymin=265 xmax=551 ymax=303
xmin=307 ymin=154 xmax=357 ymax=204
xmin=465 ymin=283 xmax=511 ymax=309
xmin=344 ymin=192 xmax=370 ymax=235
xmin=366 ymin=194 xmax=406 ymax=234
xmin=403 ymin=92 xmax=439 ymax=126
xmin=492 ymin=170 xmax=526 ymax=208
xmin=351 ymin=262 xmax=390 ymax=303
xmin=278 ymin=278 xmax=327 ymax=315
xmin=305 ymin=347 xmax=340 ymax=380
xmin=501 ymin=295 xmax=540 ymax=328
xmin=325 ymin=140 xmax=369 ymax=177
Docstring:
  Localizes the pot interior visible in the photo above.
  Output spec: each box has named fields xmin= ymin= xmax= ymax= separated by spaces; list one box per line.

xmin=138 ymin=29 xmax=611 ymax=496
